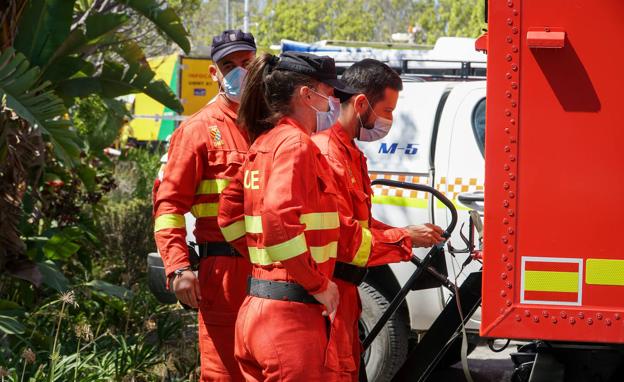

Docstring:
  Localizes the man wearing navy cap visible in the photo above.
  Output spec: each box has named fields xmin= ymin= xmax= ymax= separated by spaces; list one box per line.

xmin=153 ymin=30 xmax=256 ymax=381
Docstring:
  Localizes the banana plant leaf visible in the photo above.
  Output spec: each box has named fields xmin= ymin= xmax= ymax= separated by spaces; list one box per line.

xmin=0 ymin=48 xmax=81 ymax=165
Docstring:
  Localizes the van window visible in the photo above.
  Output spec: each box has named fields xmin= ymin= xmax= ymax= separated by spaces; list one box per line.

xmin=471 ymin=98 xmax=486 ymax=157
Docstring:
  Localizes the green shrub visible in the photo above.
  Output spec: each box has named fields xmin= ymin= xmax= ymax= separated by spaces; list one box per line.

xmin=97 ymin=199 xmax=156 ymax=286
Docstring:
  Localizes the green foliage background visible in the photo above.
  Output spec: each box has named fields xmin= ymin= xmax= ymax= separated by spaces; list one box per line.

xmin=185 ymin=0 xmax=486 ymax=49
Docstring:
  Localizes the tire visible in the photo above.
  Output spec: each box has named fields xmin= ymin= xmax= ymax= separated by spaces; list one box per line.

xmin=358 ymin=282 xmax=409 ymax=382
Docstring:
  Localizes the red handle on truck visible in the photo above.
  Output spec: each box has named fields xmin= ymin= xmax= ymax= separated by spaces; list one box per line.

xmin=527 ymin=28 xmax=566 ymax=48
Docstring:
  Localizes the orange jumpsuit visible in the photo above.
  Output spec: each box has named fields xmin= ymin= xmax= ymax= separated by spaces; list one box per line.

xmin=218 ymin=117 xmax=354 ymax=381
xmin=153 ymin=96 xmax=251 ymax=382
xmin=312 ymin=122 xmax=413 ymax=381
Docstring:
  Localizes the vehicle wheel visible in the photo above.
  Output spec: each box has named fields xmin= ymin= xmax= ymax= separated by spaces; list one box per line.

xmin=435 ymin=333 xmax=478 ymax=368
xmin=359 ymin=282 xmax=409 ymax=382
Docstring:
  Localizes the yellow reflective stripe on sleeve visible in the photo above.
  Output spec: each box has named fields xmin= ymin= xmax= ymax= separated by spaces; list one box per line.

xmin=300 ymin=212 xmax=339 ymax=231
xmin=310 ymin=241 xmax=338 ymax=263
xmin=196 ymin=179 xmax=230 ymax=195
xmin=248 ymin=247 xmax=273 ymax=266
xmin=221 ymin=220 xmax=246 ymax=242
xmin=359 ymin=220 xmax=369 ymax=229
xmin=265 ymin=233 xmax=308 ymax=261
xmin=245 ymin=215 xmax=263 ymax=234
xmin=154 ymin=214 xmax=185 ymax=232
xmin=191 ymin=203 xmax=219 ymax=218
xmin=350 ymin=228 xmax=372 ymax=267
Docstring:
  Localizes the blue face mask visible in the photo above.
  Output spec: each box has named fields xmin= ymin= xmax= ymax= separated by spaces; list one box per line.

xmin=309 ymin=89 xmax=340 ymax=133
xmin=222 ymin=67 xmax=248 ymax=104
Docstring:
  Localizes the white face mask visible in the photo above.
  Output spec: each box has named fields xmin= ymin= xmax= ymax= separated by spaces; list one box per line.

xmin=357 ymin=98 xmax=393 ymax=142
xmin=221 ymin=66 xmax=248 ymax=104
xmin=309 ymin=89 xmax=340 ymax=133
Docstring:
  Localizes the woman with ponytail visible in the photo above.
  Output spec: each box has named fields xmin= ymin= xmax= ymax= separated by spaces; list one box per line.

xmin=218 ymin=52 xmax=357 ymax=381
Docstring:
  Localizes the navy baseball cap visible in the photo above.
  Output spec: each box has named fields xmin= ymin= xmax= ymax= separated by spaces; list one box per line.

xmin=275 ymin=52 xmax=357 ymax=101
xmin=210 ymin=29 xmax=256 ymax=63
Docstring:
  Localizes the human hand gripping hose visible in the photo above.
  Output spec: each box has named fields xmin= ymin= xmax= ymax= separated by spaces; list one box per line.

xmin=362 ymin=179 xmax=474 ymax=382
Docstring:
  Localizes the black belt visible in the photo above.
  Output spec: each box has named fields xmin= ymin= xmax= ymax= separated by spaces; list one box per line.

xmin=247 ymin=277 xmax=319 ymax=304
xmin=198 ymin=242 xmax=242 ymax=258
xmin=333 ymin=262 xmax=368 ymax=286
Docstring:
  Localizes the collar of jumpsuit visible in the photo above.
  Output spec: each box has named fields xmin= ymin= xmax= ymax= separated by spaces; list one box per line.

xmin=330 ymin=121 xmax=367 ymax=170
xmin=214 ymin=92 xmax=238 ymax=120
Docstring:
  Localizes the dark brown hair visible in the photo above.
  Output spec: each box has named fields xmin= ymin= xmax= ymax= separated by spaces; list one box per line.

xmin=341 ymin=59 xmax=403 ymax=106
xmin=237 ymin=53 xmax=316 ymax=141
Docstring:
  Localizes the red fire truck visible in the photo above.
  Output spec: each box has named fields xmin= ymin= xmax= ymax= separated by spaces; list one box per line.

xmin=363 ymin=1 xmax=624 ymax=381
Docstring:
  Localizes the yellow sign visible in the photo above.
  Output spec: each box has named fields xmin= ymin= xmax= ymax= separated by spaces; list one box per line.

xmin=180 ymin=57 xmax=220 ymax=116
xmin=130 ymin=54 xmax=178 ymax=141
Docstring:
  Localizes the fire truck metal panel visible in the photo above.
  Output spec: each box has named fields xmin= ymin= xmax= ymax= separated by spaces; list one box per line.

xmin=481 ymin=0 xmax=624 ymax=343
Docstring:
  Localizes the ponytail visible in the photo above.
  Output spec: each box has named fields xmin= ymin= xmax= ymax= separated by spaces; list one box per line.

xmin=238 ymin=54 xmax=276 ymax=141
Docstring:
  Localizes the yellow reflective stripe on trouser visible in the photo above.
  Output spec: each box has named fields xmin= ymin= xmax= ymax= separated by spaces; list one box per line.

xmin=221 ymin=220 xmax=246 ymax=242
xmin=265 ymin=233 xmax=308 ymax=261
xmin=300 ymin=212 xmax=339 ymax=230
xmin=245 ymin=215 xmax=263 ymax=234
xmin=196 ymin=179 xmax=230 ymax=195
xmin=359 ymin=220 xmax=369 ymax=229
xmin=191 ymin=203 xmax=218 ymax=218
xmin=310 ymin=241 xmax=338 ymax=263
xmin=154 ymin=214 xmax=185 ymax=232
xmin=350 ymin=228 xmax=372 ymax=267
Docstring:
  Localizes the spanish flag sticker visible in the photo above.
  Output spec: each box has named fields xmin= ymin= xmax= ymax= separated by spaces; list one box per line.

xmin=521 ymin=257 xmax=583 ymax=306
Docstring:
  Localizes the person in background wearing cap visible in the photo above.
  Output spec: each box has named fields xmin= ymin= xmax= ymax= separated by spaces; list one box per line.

xmin=218 ymin=52 xmax=361 ymax=381
xmin=153 ymin=29 xmax=256 ymax=382
xmin=312 ymin=59 xmax=445 ymax=381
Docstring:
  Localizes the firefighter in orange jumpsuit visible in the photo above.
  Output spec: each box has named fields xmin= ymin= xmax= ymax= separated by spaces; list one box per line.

xmin=312 ymin=59 xmax=445 ymax=381
xmin=153 ymin=30 xmax=256 ymax=382
xmin=218 ymin=52 xmax=360 ymax=381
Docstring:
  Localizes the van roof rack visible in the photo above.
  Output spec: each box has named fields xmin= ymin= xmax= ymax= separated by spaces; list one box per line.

xmin=280 ymin=38 xmax=487 ymax=80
